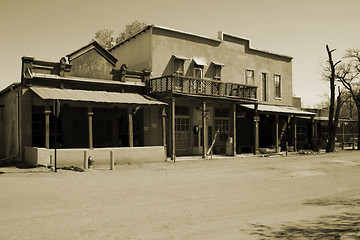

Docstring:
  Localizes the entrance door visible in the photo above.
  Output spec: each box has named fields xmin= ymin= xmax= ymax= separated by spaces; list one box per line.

xmin=175 ymin=106 xmax=191 ymax=155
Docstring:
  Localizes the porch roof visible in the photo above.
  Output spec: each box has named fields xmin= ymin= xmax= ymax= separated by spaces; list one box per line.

xmin=240 ymin=104 xmax=315 ymax=116
xmin=30 ymin=86 xmax=167 ymax=105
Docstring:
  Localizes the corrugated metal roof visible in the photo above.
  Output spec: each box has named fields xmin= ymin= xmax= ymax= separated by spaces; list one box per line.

xmin=240 ymin=104 xmax=315 ymax=116
xmin=30 ymin=87 xmax=167 ymax=105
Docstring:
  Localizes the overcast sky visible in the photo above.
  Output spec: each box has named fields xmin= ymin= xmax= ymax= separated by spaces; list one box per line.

xmin=1 ymin=0 xmax=359 ymax=107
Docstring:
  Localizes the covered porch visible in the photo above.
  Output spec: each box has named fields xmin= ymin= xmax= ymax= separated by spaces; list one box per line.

xmin=239 ymin=104 xmax=316 ymax=154
xmin=26 ymin=86 xmax=167 ymax=167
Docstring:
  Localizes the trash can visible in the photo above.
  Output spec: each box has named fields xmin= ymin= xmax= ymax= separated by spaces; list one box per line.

xmin=226 ymin=137 xmax=233 ymax=156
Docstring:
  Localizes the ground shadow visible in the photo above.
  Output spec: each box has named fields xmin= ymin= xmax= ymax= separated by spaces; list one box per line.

xmin=0 ymin=159 xmax=34 ymax=169
xmin=244 ymin=196 xmax=360 ymax=239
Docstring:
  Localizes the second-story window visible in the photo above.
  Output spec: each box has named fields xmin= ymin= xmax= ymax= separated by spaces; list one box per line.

xmin=261 ymin=72 xmax=267 ymax=101
xmin=174 ymin=59 xmax=185 ymax=76
xmin=194 ymin=67 xmax=203 ymax=79
xmin=212 ymin=62 xmax=224 ymax=81
xmin=213 ymin=65 xmax=221 ymax=80
xmin=274 ymin=74 xmax=281 ymax=99
xmin=246 ymin=69 xmax=254 ymax=85
xmin=193 ymin=58 xmax=206 ymax=79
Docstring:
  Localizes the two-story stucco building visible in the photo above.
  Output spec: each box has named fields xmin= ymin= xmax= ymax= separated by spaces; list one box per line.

xmin=109 ymin=25 xmax=315 ymax=159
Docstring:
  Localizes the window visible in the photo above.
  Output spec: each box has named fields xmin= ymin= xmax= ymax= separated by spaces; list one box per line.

xmin=274 ymin=74 xmax=281 ymax=98
xmin=246 ymin=69 xmax=254 ymax=85
xmin=174 ymin=59 xmax=185 ymax=76
xmin=194 ymin=67 xmax=203 ymax=79
xmin=213 ymin=65 xmax=222 ymax=81
xmin=261 ymin=72 xmax=267 ymax=101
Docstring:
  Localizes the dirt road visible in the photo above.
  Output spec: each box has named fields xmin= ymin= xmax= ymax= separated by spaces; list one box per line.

xmin=1 ymin=151 xmax=360 ymax=239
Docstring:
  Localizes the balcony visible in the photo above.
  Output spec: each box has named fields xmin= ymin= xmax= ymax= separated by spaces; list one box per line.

xmin=149 ymin=75 xmax=257 ymax=100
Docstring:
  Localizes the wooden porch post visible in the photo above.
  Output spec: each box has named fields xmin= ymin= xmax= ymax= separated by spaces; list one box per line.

xmin=162 ymin=107 xmax=167 ymax=160
xmin=275 ymin=114 xmax=279 ymax=153
xmin=254 ymin=103 xmax=259 ymax=155
xmin=233 ymin=103 xmax=237 ymax=156
xmin=44 ymin=106 xmax=51 ymax=149
xmin=311 ymin=116 xmax=315 ymax=148
xmin=87 ymin=107 xmax=93 ymax=149
xmin=128 ymin=107 xmax=134 ymax=147
xmin=171 ymin=98 xmax=176 ymax=161
xmin=202 ymin=100 xmax=207 ymax=158
xmin=292 ymin=114 xmax=297 ymax=152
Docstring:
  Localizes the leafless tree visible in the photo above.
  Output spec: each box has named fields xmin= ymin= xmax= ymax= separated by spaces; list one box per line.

xmin=325 ymin=45 xmax=341 ymax=152
xmin=337 ymin=49 xmax=360 ymax=149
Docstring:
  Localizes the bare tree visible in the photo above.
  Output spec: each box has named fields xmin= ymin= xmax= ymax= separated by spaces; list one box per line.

xmin=325 ymin=45 xmax=341 ymax=152
xmin=337 ymin=50 xmax=360 ymax=149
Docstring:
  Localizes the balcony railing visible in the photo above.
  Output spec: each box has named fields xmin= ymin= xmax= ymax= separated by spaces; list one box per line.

xmin=149 ymin=75 xmax=257 ymax=100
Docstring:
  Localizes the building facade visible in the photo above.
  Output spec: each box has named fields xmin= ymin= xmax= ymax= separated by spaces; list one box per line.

xmin=0 ymin=25 xmax=317 ymax=166
xmin=110 ymin=25 xmax=315 ymax=159
xmin=0 ymin=41 xmax=167 ymax=166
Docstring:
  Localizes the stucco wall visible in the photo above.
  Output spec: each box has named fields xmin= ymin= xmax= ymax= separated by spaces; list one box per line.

xmin=151 ymin=28 xmax=293 ymax=106
xmin=1 ymin=90 xmax=19 ymax=158
xmin=69 ymin=48 xmax=115 ymax=80
xmin=143 ymin=105 xmax=163 ymax=146
xmin=110 ymin=29 xmax=151 ymax=71
xmin=25 ymin=146 xmax=166 ymax=167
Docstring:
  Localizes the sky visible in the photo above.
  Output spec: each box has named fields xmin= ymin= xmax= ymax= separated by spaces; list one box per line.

xmin=1 ymin=0 xmax=359 ymax=107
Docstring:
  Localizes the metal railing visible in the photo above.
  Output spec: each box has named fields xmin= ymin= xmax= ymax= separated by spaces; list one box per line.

xmin=149 ymin=75 xmax=257 ymax=100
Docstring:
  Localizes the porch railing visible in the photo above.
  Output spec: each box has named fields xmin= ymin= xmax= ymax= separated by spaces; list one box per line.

xmin=149 ymin=75 xmax=257 ymax=100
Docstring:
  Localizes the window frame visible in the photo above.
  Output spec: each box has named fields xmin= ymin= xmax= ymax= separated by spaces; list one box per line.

xmin=193 ymin=65 xmax=203 ymax=79
xmin=245 ymin=69 xmax=255 ymax=86
xmin=261 ymin=72 xmax=268 ymax=102
xmin=174 ymin=58 xmax=185 ymax=76
xmin=274 ymin=74 xmax=281 ymax=99
xmin=212 ymin=64 xmax=223 ymax=81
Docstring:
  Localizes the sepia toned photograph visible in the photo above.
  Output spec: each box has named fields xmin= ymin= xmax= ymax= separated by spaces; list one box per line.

xmin=1 ymin=0 xmax=360 ymax=239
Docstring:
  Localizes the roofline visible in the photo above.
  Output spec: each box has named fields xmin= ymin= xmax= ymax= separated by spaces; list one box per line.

xmin=0 ymin=82 xmax=21 ymax=97
xmin=31 ymin=73 xmax=146 ymax=87
xmin=108 ymin=25 xmax=153 ymax=51
xmin=109 ymin=24 xmax=292 ymax=60
xmin=67 ymin=40 xmax=118 ymax=65
xmin=219 ymin=32 xmax=293 ymax=60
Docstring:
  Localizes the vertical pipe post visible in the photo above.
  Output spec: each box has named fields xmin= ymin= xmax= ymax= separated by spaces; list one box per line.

xmin=110 ymin=150 xmax=114 ymax=170
xmin=128 ymin=107 xmax=134 ymax=147
xmin=202 ymin=100 xmax=207 ymax=158
xmin=84 ymin=151 xmax=88 ymax=170
xmin=171 ymin=98 xmax=176 ymax=162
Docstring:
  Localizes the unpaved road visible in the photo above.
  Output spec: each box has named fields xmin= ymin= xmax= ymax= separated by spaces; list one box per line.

xmin=1 ymin=151 xmax=360 ymax=239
